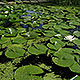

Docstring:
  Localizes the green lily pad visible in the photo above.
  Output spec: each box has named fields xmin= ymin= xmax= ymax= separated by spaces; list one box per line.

xmin=73 ymin=39 xmax=80 ymax=48
xmin=0 ymin=15 xmax=6 ymax=19
xmin=50 ymin=37 xmax=64 ymax=45
xmin=43 ymin=30 xmax=56 ymax=37
xmin=0 ymin=29 xmax=5 ymax=35
xmin=12 ymin=36 xmax=27 ymax=44
xmin=47 ymin=43 xmax=57 ymax=50
xmin=28 ymin=44 xmax=48 ymax=55
xmin=0 ymin=36 xmax=11 ymax=44
xmin=52 ymin=48 xmax=75 ymax=67
xmin=5 ymin=44 xmax=25 ymax=58
xmin=4 ymin=28 xmax=17 ymax=37
xmin=14 ymin=65 xmax=44 ymax=80
xmin=17 ymin=28 xmax=26 ymax=33
xmin=42 ymin=24 xmax=49 ymax=29
xmin=21 ymin=31 xmax=38 ymax=39
xmin=69 ymin=62 xmax=80 ymax=74
xmin=73 ymin=31 xmax=80 ymax=37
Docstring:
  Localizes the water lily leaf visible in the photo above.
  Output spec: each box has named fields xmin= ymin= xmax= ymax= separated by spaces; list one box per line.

xmin=34 ymin=44 xmax=48 ymax=52
xmin=32 ymin=22 xmax=39 ymax=28
xmin=12 ymin=36 xmax=27 ymax=44
xmin=28 ymin=46 xmax=42 ymax=55
xmin=58 ymin=29 xmax=70 ymax=36
xmin=5 ymin=44 xmax=25 ymax=58
xmin=28 ymin=44 xmax=48 ymax=55
xmin=74 ymin=49 xmax=80 ymax=55
xmin=52 ymin=48 xmax=75 ymax=67
xmin=17 ymin=28 xmax=26 ymax=33
xmin=47 ymin=43 xmax=57 ymax=50
xmin=0 ymin=29 xmax=5 ymax=35
xmin=21 ymin=31 xmax=38 ymax=39
xmin=53 ymin=54 xmax=74 ymax=67
xmin=9 ymin=18 xmax=16 ymax=22
xmin=0 ymin=15 xmax=6 ymax=19
xmin=69 ymin=62 xmax=80 ymax=74
xmin=69 ymin=21 xmax=80 ymax=25
xmin=61 ymin=25 xmax=75 ymax=30
xmin=4 ymin=28 xmax=17 ymax=37
xmin=50 ymin=37 xmax=63 ymax=44
xmin=14 ymin=65 xmax=44 ymax=80
xmin=42 ymin=25 xmax=49 ymax=29
xmin=0 ymin=36 xmax=11 ymax=44
xmin=43 ymin=30 xmax=56 ymax=37
xmin=26 ymin=22 xmax=32 ymax=27
xmin=73 ymin=31 xmax=80 ymax=37
xmin=48 ymin=49 xmax=56 ymax=55
xmin=73 ymin=39 xmax=80 ymax=48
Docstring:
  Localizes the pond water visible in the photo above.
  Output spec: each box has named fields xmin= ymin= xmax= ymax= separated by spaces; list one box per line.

xmin=0 ymin=3 xmax=80 ymax=80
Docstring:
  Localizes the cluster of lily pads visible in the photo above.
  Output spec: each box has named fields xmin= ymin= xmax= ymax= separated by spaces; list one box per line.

xmin=0 ymin=3 xmax=80 ymax=80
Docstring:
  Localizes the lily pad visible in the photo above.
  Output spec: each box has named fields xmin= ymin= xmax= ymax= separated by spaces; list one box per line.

xmin=4 ymin=28 xmax=17 ymax=37
xmin=43 ymin=30 xmax=56 ymax=37
xmin=0 ymin=36 xmax=11 ymax=44
xmin=52 ymin=48 xmax=75 ymax=67
xmin=12 ymin=36 xmax=27 ymax=44
xmin=73 ymin=39 xmax=80 ymax=48
xmin=14 ymin=65 xmax=44 ymax=80
xmin=28 ymin=44 xmax=48 ymax=55
xmin=5 ymin=44 xmax=25 ymax=58
xmin=73 ymin=31 xmax=80 ymax=37
xmin=69 ymin=62 xmax=80 ymax=74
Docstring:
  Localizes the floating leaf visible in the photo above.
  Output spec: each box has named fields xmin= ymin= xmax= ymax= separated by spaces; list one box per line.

xmin=12 ymin=36 xmax=27 ymax=44
xmin=73 ymin=39 xmax=80 ymax=48
xmin=49 ymin=37 xmax=64 ymax=50
xmin=47 ymin=43 xmax=57 ymax=50
xmin=21 ymin=31 xmax=38 ymax=39
xmin=52 ymin=48 xmax=75 ymax=67
xmin=42 ymin=24 xmax=50 ymax=29
xmin=0 ymin=36 xmax=11 ymax=44
xmin=0 ymin=29 xmax=5 ymax=35
xmin=14 ymin=65 xmax=44 ymax=80
xmin=69 ymin=62 xmax=80 ymax=74
xmin=5 ymin=44 xmax=25 ymax=58
xmin=43 ymin=30 xmax=56 ymax=37
xmin=4 ymin=28 xmax=17 ymax=37
xmin=73 ymin=31 xmax=80 ymax=37
xmin=28 ymin=44 xmax=48 ymax=55
xmin=17 ymin=28 xmax=26 ymax=33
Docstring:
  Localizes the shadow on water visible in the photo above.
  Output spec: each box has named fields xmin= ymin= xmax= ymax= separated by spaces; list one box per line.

xmin=15 ymin=54 xmax=77 ymax=79
xmin=0 ymin=53 xmax=12 ymax=63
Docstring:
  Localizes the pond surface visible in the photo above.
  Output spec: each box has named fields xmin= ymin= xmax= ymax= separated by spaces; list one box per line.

xmin=0 ymin=3 xmax=80 ymax=80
